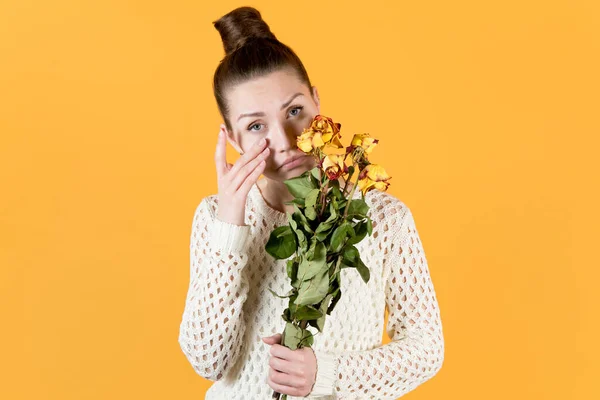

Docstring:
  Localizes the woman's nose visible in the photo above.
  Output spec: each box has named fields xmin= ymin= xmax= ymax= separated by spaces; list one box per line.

xmin=269 ymin=123 xmax=296 ymax=151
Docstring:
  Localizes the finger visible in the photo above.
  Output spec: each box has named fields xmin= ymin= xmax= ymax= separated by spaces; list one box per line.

xmin=268 ymin=354 xmax=295 ymax=375
xmin=229 ymin=137 xmax=268 ymax=177
xmin=269 ymin=366 xmax=304 ymax=386
xmin=226 ymin=162 xmax=233 ymax=172
xmin=269 ymin=343 xmax=297 ymax=361
xmin=214 ymin=128 xmax=227 ymax=178
xmin=262 ymin=333 xmax=282 ymax=344
xmin=231 ymin=147 xmax=268 ymax=192
xmin=267 ymin=374 xmax=302 ymax=397
xmin=237 ymin=159 xmax=266 ymax=196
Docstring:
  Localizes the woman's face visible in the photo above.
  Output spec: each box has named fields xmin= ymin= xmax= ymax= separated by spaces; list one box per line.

xmin=223 ymin=68 xmax=320 ymax=181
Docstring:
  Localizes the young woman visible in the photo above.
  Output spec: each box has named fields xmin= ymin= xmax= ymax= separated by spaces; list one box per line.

xmin=178 ymin=6 xmax=445 ymax=400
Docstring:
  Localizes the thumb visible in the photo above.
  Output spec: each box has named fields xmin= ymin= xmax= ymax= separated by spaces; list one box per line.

xmin=262 ymin=333 xmax=282 ymax=344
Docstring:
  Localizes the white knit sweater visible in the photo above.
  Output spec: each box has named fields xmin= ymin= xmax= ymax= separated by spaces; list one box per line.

xmin=178 ymin=181 xmax=445 ymax=399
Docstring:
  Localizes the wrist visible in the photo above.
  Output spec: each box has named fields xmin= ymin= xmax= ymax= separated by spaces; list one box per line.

xmin=308 ymin=348 xmax=337 ymax=397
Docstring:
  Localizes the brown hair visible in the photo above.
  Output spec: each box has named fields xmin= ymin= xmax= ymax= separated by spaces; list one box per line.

xmin=212 ymin=6 xmax=314 ymax=132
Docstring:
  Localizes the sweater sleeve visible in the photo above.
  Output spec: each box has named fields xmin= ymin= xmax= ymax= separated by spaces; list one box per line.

xmin=178 ymin=197 xmax=252 ymax=381
xmin=308 ymin=204 xmax=445 ymax=399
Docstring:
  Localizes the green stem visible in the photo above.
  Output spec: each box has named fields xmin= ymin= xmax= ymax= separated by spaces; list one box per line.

xmin=343 ymin=167 xmax=362 ymax=220
xmin=272 ymin=320 xmax=310 ymax=400
xmin=342 ymin=168 xmax=353 ymax=196
xmin=319 ymin=180 xmax=329 ymax=216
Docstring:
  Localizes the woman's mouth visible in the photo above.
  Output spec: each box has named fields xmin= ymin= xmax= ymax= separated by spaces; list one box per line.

xmin=278 ymin=154 xmax=308 ymax=170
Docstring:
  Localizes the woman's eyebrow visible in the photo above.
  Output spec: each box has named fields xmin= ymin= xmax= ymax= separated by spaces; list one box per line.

xmin=236 ymin=92 xmax=304 ymax=122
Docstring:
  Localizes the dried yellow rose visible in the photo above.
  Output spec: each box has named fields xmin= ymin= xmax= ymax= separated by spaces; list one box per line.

xmin=350 ymin=133 xmax=379 ymax=154
xmin=321 ymin=154 xmax=348 ymax=180
xmin=357 ymin=164 xmax=391 ymax=195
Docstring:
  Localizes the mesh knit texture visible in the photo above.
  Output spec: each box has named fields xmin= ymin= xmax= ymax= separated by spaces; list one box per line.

xmin=178 ymin=181 xmax=445 ymax=399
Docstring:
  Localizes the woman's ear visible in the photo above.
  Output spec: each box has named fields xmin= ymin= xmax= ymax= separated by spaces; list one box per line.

xmin=312 ymin=85 xmax=320 ymax=113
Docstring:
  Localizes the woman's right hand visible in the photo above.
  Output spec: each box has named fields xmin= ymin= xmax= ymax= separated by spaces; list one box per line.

xmin=214 ymin=125 xmax=270 ymax=225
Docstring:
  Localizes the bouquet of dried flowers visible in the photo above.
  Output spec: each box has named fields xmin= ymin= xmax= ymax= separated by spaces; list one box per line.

xmin=265 ymin=115 xmax=391 ymax=400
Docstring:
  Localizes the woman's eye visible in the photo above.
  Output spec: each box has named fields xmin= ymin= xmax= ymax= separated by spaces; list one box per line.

xmin=289 ymin=106 xmax=303 ymax=117
xmin=248 ymin=123 xmax=263 ymax=132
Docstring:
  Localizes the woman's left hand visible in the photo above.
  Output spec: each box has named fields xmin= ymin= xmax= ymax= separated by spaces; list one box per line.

xmin=262 ymin=333 xmax=317 ymax=397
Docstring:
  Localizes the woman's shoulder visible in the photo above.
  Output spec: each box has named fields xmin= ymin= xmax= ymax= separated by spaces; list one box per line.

xmin=191 ymin=191 xmax=256 ymax=220
xmin=364 ymin=189 xmax=411 ymax=219
xmin=363 ymin=189 xmax=413 ymax=240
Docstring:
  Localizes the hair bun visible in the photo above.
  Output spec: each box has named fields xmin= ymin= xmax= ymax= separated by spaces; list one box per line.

xmin=213 ymin=6 xmax=278 ymax=56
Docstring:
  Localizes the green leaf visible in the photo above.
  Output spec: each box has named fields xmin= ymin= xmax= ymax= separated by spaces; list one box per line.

xmin=286 ymin=259 xmax=298 ymax=280
xmin=282 ymin=308 xmax=292 ymax=323
xmin=341 ymin=244 xmax=371 ymax=284
xmin=366 ymin=217 xmax=373 ymax=235
xmin=291 ymin=276 xmax=301 ymax=289
xmin=305 ymin=237 xmax=316 ymax=260
xmin=315 ymin=220 xmax=335 ymax=242
xmin=293 ymin=204 xmax=314 ymax=234
xmin=307 ymin=319 xmax=320 ymax=331
xmin=315 ymin=294 xmax=333 ymax=332
xmin=268 ymin=288 xmax=296 ymax=299
xmin=346 ymin=220 xmax=368 ymax=245
xmin=296 ymin=228 xmax=307 ymax=250
xmin=287 ymin=212 xmax=308 ymax=250
xmin=284 ymin=174 xmax=317 ymax=198
xmin=329 ymin=267 xmax=340 ymax=287
xmin=283 ymin=322 xmax=303 ymax=350
xmin=346 ymin=199 xmax=369 ymax=217
xmin=297 ymin=242 xmax=327 ymax=281
xmin=300 ymin=330 xmax=314 ymax=347
xmin=327 ymin=285 xmax=342 ymax=315
xmin=305 ymin=206 xmax=317 ymax=220
xmin=355 ymin=256 xmax=371 ymax=284
xmin=331 ymin=185 xmax=343 ymax=201
xmin=295 ymin=267 xmax=330 ymax=306
xmin=348 ymin=224 xmax=356 ymax=237
xmin=310 ymin=167 xmax=325 ymax=187
xmin=305 ymin=189 xmax=320 ymax=209
xmin=315 ymin=231 xmax=330 ymax=242
xmin=327 ymin=260 xmax=337 ymax=277
xmin=324 ymin=202 xmax=338 ymax=223
xmin=310 ymin=166 xmax=321 ymax=183
xmin=282 ymin=321 xmax=314 ymax=350
xmin=287 ymin=212 xmax=298 ymax=231
xmin=288 ymin=198 xmax=306 ymax=207
xmin=265 ymin=226 xmax=297 ymax=259
xmin=342 ymin=245 xmax=359 ymax=267
xmin=330 ymin=222 xmax=349 ymax=253
xmin=315 ymin=221 xmax=335 ymax=234
xmin=295 ymin=304 xmax=323 ymax=320
xmin=288 ymin=293 xmax=299 ymax=312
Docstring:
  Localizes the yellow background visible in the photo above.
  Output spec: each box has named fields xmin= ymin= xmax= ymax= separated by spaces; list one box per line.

xmin=2 ymin=0 xmax=599 ymax=399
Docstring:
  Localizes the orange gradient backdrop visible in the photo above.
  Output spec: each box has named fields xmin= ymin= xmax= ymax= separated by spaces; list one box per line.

xmin=2 ymin=1 xmax=599 ymax=399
